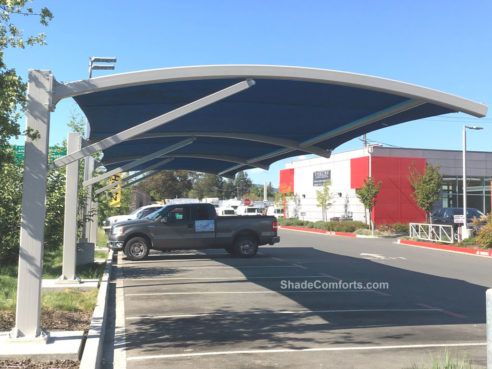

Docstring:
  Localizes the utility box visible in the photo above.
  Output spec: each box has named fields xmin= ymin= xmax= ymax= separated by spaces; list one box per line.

xmin=77 ymin=242 xmax=95 ymax=265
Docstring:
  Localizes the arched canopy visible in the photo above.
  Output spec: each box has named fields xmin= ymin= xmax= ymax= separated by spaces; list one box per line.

xmin=56 ymin=65 xmax=487 ymax=177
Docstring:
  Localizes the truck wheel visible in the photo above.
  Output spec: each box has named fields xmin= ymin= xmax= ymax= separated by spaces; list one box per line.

xmin=233 ymin=236 xmax=258 ymax=258
xmin=124 ymin=237 xmax=150 ymax=261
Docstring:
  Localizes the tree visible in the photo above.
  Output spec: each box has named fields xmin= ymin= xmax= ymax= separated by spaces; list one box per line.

xmin=95 ymin=176 xmax=132 ymax=226
xmin=0 ymin=1 xmax=53 ymax=166
xmin=137 ymin=170 xmax=193 ymax=200
xmin=234 ymin=171 xmax=253 ymax=199
xmin=409 ymin=163 xmax=443 ymax=223
xmin=188 ymin=173 xmax=224 ymax=199
xmin=221 ymin=178 xmax=236 ymax=199
xmin=316 ymin=181 xmax=333 ymax=222
xmin=0 ymin=160 xmax=23 ymax=262
xmin=356 ymin=177 xmax=382 ymax=229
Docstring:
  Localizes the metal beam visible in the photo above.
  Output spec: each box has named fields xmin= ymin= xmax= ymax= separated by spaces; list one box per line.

xmin=299 ymin=99 xmax=424 ymax=148
xmin=218 ymin=100 xmax=422 ymax=176
xmin=94 ymin=158 xmax=173 ymax=194
xmin=218 ymin=164 xmax=244 ymax=176
xmin=82 ymin=138 xmax=194 ymax=187
xmin=92 ymin=131 xmax=331 ymax=158
xmin=51 ymin=79 xmax=255 ymax=169
xmin=103 ymin=153 xmax=269 ymax=170
xmin=110 ymin=170 xmax=163 ymax=192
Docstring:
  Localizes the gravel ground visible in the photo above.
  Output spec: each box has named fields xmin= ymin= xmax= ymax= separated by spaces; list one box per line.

xmin=0 ymin=310 xmax=92 ymax=369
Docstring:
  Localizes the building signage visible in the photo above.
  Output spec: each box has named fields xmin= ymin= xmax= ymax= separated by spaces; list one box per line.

xmin=313 ymin=170 xmax=331 ymax=186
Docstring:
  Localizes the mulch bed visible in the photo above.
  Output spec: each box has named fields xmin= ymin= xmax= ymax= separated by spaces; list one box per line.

xmin=0 ymin=310 xmax=92 ymax=369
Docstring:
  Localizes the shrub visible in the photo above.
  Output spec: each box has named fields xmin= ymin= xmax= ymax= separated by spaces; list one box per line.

xmin=376 ymin=223 xmax=409 ymax=234
xmin=476 ymin=216 xmax=492 ymax=249
xmin=313 ymin=221 xmax=328 ymax=230
xmin=393 ymin=223 xmax=409 ymax=234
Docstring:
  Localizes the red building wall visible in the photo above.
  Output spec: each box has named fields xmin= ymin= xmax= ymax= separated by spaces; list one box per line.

xmin=351 ymin=156 xmax=427 ymax=225
xmin=279 ymin=168 xmax=295 ymax=194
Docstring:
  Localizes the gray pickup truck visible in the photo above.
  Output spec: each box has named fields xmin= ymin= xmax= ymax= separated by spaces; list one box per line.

xmin=108 ymin=203 xmax=280 ymax=260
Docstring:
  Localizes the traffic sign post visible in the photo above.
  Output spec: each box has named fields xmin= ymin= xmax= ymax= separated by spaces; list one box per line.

xmin=109 ymin=173 xmax=122 ymax=207
xmin=454 ymin=214 xmax=465 ymax=224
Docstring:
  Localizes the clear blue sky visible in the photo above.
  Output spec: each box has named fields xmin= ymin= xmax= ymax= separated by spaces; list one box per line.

xmin=6 ymin=0 xmax=492 ymax=186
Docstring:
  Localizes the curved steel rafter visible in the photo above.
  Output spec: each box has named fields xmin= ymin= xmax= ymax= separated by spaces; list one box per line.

xmin=90 ymin=131 xmax=332 ymax=158
xmin=104 ymin=153 xmax=270 ymax=171
xmin=53 ymin=65 xmax=487 ymax=117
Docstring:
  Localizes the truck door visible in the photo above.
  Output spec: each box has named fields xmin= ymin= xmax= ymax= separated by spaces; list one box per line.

xmin=150 ymin=206 xmax=193 ymax=249
xmin=190 ymin=205 xmax=216 ymax=248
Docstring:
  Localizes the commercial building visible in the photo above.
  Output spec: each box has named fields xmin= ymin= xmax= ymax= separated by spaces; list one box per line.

xmin=279 ymin=146 xmax=492 ymax=224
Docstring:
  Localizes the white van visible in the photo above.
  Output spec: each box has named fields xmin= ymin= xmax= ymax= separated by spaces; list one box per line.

xmin=236 ymin=205 xmax=263 ymax=216
xmin=267 ymin=206 xmax=284 ymax=218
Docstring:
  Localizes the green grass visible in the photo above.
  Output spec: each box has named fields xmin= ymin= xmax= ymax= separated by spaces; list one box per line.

xmin=95 ymin=250 xmax=108 ymax=259
xmin=42 ymin=289 xmax=98 ymax=312
xmin=408 ymin=350 xmax=473 ymax=369
xmin=0 ymin=245 xmax=106 ymax=312
xmin=0 ymin=273 xmax=18 ymax=310
xmin=97 ymin=227 xmax=108 ymax=247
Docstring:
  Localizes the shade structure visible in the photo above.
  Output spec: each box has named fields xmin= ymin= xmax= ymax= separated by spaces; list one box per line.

xmin=64 ymin=65 xmax=487 ymax=177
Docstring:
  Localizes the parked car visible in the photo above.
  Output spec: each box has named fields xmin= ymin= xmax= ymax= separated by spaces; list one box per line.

xmin=107 ymin=203 xmax=280 ymax=260
xmin=103 ymin=204 xmax=163 ymax=233
xmin=432 ymin=207 xmax=485 ymax=230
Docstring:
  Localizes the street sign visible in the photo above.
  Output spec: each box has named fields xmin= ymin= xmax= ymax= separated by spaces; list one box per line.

xmin=109 ymin=173 xmax=122 ymax=207
xmin=11 ymin=145 xmax=67 ymax=164
xmin=243 ymin=198 xmax=251 ymax=206
xmin=454 ymin=214 xmax=465 ymax=224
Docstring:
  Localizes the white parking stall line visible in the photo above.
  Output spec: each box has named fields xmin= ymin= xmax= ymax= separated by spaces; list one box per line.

xmin=125 ymin=265 xmax=301 ymax=269
xmin=126 ymin=308 xmax=443 ymax=320
xmin=127 ymin=342 xmax=486 ymax=361
xmin=123 ymin=275 xmax=333 ymax=281
xmin=125 ymin=290 xmax=374 ymax=297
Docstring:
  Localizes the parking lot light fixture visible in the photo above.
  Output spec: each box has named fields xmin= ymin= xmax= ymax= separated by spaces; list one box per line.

xmin=88 ymin=56 xmax=117 ymax=78
xmin=462 ymin=125 xmax=483 ymax=240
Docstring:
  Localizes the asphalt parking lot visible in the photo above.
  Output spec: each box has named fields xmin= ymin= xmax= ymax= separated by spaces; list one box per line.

xmin=113 ymin=229 xmax=490 ymax=369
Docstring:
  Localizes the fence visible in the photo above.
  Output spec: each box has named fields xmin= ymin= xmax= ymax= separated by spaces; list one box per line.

xmin=409 ymin=223 xmax=454 ymax=244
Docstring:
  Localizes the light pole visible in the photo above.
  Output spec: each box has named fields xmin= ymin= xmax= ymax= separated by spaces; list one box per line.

xmin=83 ymin=57 xmax=117 ymax=242
xmin=462 ymin=125 xmax=483 ymax=239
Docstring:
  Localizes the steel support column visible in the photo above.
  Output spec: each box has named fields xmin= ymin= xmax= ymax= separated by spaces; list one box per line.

xmin=87 ymin=157 xmax=98 ymax=245
xmin=59 ymin=132 xmax=82 ymax=281
xmin=11 ymin=70 xmax=53 ymax=339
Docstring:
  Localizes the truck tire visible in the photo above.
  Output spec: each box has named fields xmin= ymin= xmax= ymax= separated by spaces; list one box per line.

xmin=233 ymin=236 xmax=258 ymax=258
xmin=124 ymin=237 xmax=150 ymax=261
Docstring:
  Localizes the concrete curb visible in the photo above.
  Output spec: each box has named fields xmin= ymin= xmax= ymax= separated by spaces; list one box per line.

xmin=279 ymin=225 xmax=370 ymax=238
xmin=79 ymin=249 xmax=114 ymax=369
xmin=397 ymin=239 xmax=492 ymax=258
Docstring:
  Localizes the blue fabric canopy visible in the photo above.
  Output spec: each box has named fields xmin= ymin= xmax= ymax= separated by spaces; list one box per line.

xmin=69 ymin=66 xmax=486 ymax=177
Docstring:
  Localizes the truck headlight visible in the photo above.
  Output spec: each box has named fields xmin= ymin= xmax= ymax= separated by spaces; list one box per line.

xmin=112 ymin=226 xmax=124 ymax=235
